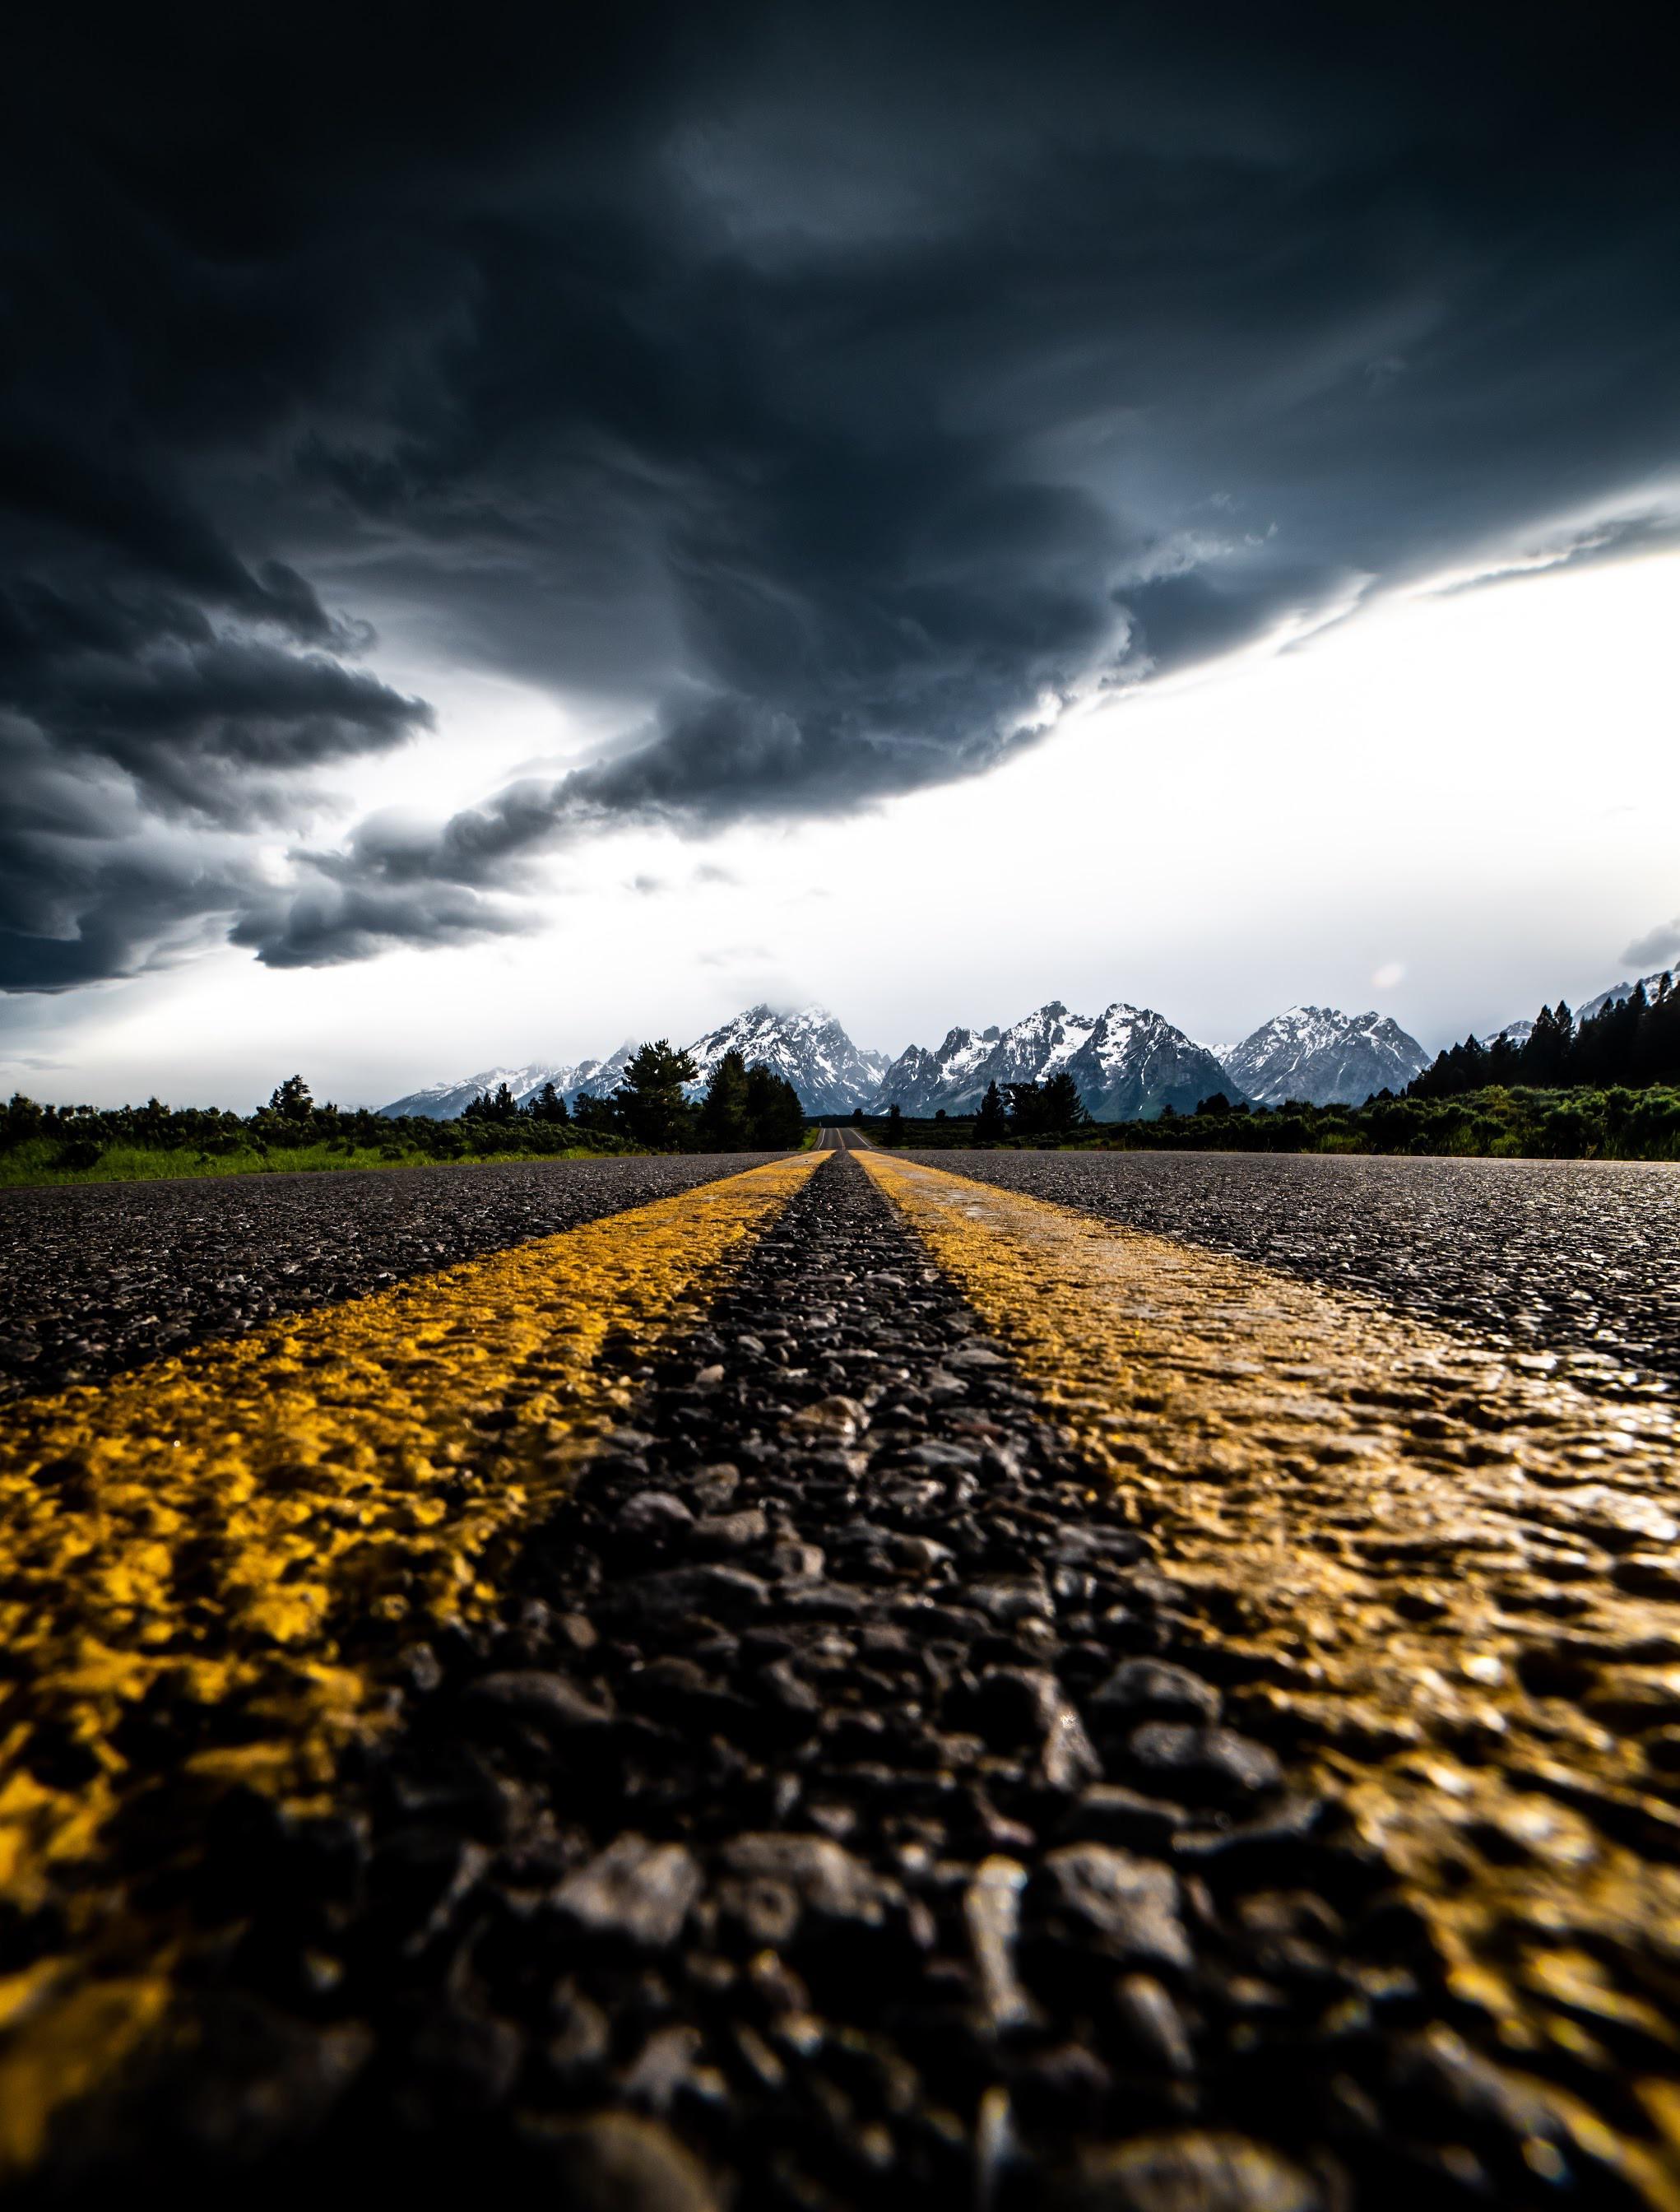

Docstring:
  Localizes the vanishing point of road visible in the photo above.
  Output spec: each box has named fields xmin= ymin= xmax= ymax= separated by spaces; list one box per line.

xmin=1 ymin=1140 xmax=1677 ymax=2208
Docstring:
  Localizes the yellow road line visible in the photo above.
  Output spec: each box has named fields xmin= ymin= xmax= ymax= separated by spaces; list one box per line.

xmin=0 ymin=1150 xmax=822 ymax=2170
xmin=862 ymin=1150 xmax=1680 ymax=2200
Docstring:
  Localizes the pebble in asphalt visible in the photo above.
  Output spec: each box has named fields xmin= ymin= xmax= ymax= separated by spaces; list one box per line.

xmin=0 ymin=1155 xmax=778 ymax=1403
xmin=908 ymin=1150 xmax=1680 ymax=1401
xmin=36 ymin=1152 xmax=1655 ymax=2210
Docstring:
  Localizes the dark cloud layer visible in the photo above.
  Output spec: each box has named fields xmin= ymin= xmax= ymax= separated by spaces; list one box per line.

xmin=3 ymin=2 xmax=1677 ymax=982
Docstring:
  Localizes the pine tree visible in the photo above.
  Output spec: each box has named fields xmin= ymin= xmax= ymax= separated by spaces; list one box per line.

xmin=744 ymin=1064 xmax=805 ymax=1148
xmin=614 ymin=1042 xmax=698 ymax=1150
xmin=571 ymin=1090 xmax=617 ymax=1136
xmin=268 ymin=1075 xmax=313 ymax=1121
xmin=1520 ymin=1002 xmax=1573 ymax=1087
xmin=525 ymin=1080 xmax=570 ymax=1125
xmin=972 ymin=1080 xmax=1009 ymax=1143
xmin=1641 ymin=973 xmax=1679 ymax=1085
xmin=884 ymin=1103 xmax=905 ymax=1146
xmin=1039 ymin=1071 xmax=1088 ymax=1135
xmin=463 ymin=1081 xmax=519 ymax=1127
xmin=1006 ymin=1080 xmax=1046 ymax=1136
xmin=698 ymin=1050 xmax=751 ymax=1149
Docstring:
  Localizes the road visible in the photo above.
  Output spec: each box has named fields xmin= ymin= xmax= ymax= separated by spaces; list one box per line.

xmin=0 ymin=1151 xmax=781 ymax=1402
xmin=817 ymin=1122 xmax=875 ymax=1150
xmin=905 ymin=1148 xmax=1680 ymax=1400
xmin=2 ymin=1142 xmax=1678 ymax=2205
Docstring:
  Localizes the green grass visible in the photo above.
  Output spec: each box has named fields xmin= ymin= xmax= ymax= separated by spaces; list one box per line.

xmin=0 ymin=1139 xmax=621 ymax=1190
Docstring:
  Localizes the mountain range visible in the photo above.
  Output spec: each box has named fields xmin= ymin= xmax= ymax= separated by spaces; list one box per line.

xmin=379 ymin=997 xmax=1430 ymax=1120
xmin=872 ymin=1002 xmax=1242 ymax=1118
xmin=380 ymin=1043 xmax=640 ymax=1123
xmin=380 ymin=1014 xmax=884 ymax=1120
xmin=685 ymin=1006 xmax=888 ymax=1114
xmin=1215 ymin=1006 xmax=1429 ymax=1107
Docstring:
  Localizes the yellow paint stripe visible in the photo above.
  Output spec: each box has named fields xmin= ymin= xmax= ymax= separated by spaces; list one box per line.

xmin=863 ymin=1150 xmax=1680 ymax=2203
xmin=0 ymin=1150 xmax=822 ymax=2171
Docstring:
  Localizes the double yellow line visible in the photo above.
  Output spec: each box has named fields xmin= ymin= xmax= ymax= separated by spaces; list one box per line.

xmin=6 ymin=1140 xmax=1680 ymax=2196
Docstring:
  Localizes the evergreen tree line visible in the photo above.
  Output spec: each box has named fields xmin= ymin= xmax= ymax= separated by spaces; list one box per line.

xmin=868 ymin=1075 xmax=1089 ymax=1146
xmin=1410 ymin=974 xmax=1679 ymax=1099
xmin=856 ymin=1072 xmax=1680 ymax=1160
xmin=1103 ymin=1084 xmax=1680 ymax=1159
xmin=868 ymin=1084 xmax=1680 ymax=1161
xmin=968 ymin=1074 xmax=1090 ymax=1140
xmin=1 ymin=1045 xmax=805 ymax=1177
xmin=542 ymin=1043 xmax=803 ymax=1151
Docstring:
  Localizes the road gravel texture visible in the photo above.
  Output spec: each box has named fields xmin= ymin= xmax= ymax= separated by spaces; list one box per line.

xmin=33 ymin=1153 xmax=1656 ymax=2210
xmin=909 ymin=1152 xmax=1680 ymax=1398
xmin=0 ymin=1155 xmax=778 ymax=1403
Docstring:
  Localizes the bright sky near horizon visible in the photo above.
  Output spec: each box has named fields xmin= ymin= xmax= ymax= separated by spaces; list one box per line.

xmin=6 ymin=543 xmax=1674 ymax=1110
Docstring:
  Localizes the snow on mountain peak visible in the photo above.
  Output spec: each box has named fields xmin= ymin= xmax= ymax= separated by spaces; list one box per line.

xmin=874 ymin=997 xmax=1236 ymax=1120
xmin=682 ymin=1004 xmax=884 ymax=1113
xmin=1220 ymin=1004 xmax=1427 ymax=1106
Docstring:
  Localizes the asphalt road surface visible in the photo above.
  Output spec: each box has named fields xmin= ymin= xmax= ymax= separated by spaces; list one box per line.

xmin=2 ymin=1143 xmax=1678 ymax=2207
xmin=906 ymin=1150 xmax=1680 ymax=1399
xmin=0 ymin=1152 xmax=779 ymax=1402
xmin=817 ymin=1125 xmax=875 ymax=1150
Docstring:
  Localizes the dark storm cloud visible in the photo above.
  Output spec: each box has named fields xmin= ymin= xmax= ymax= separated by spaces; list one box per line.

xmin=4 ymin=1 xmax=1678 ymax=978
xmin=228 ymin=880 xmax=529 ymax=972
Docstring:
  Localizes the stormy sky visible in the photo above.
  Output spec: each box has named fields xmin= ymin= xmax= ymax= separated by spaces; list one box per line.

xmin=3 ymin=2 xmax=1678 ymax=1096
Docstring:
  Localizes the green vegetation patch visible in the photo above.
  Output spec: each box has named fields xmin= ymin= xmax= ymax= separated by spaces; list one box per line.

xmin=852 ymin=1085 xmax=1680 ymax=1161
xmin=1 ymin=1045 xmax=810 ymax=1190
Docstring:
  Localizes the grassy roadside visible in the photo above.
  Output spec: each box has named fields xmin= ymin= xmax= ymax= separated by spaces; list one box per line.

xmin=0 ymin=1139 xmax=633 ymax=1191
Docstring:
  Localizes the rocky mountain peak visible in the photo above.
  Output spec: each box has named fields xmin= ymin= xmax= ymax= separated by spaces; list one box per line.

xmin=1221 ymin=1005 xmax=1427 ymax=1107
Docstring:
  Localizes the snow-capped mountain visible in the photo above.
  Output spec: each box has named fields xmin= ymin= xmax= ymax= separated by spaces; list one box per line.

xmin=872 ymin=1026 xmax=1002 ymax=1114
xmin=380 ymin=1007 xmax=885 ymax=1119
xmin=684 ymin=1005 xmax=887 ymax=1115
xmin=1063 ymin=1005 xmax=1242 ymax=1118
xmin=875 ymin=1001 xmax=1237 ymax=1120
xmin=1482 ymin=1018 xmax=1535 ymax=1051
xmin=379 ymin=1062 xmax=581 ymax=1121
xmin=1219 ymin=1006 xmax=1428 ymax=1107
xmin=380 ymin=1043 xmax=638 ymax=1119
xmin=971 ymin=1002 xmax=1102 ymax=1094
xmin=564 ymin=1041 xmax=643 ymax=1104
xmin=1580 ymin=969 xmax=1674 ymax=1021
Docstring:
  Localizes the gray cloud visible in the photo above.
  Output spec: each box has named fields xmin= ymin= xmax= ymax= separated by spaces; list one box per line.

xmin=1624 ymin=918 xmax=1680 ymax=970
xmin=6 ymin=1 xmax=1678 ymax=977
xmin=0 ymin=737 xmax=258 ymax=992
xmin=230 ymin=880 xmax=530 ymax=971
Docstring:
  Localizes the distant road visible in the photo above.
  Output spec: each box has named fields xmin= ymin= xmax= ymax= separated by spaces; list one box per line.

xmin=816 ymin=1122 xmax=874 ymax=1150
xmin=907 ymin=1147 xmax=1680 ymax=1396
